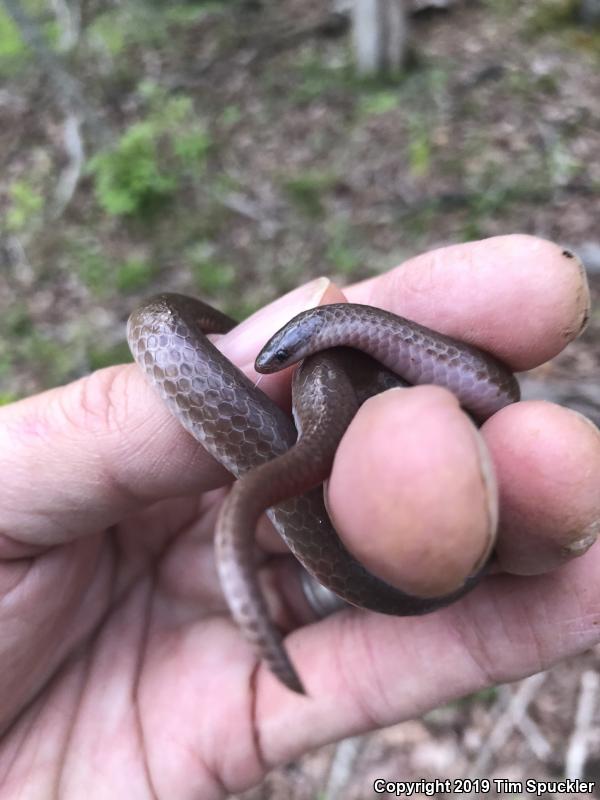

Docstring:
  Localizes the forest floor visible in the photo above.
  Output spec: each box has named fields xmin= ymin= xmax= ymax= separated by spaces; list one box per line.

xmin=1 ymin=0 xmax=599 ymax=795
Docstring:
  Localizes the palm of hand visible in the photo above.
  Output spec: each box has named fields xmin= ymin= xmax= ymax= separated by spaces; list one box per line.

xmin=1 ymin=493 xmax=266 ymax=798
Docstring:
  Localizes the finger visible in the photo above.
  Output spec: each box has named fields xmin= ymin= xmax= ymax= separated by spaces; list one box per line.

xmin=484 ymin=400 xmax=600 ymax=574
xmin=0 ymin=279 xmax=343 ymax=548
xmin=346 ymin=235 xmax=590 ymax=369
xmin=322 ymin=390 xmax=600 ymax=596
xmin=252 ymin=543 xmax=600 ymax=766
xmin=325 ymin=385 xmax=496 ymax=597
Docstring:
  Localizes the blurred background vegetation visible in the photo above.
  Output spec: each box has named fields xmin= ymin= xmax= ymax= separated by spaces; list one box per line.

xmin=1 ymin=1 xmax=599 ymax=794
xmin=0 ymin=0 xmax=598 ymax=408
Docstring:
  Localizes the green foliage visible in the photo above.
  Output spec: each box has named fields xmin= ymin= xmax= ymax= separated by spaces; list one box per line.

xmin=401 ymin=64 xmax=449 ymax=111
xmin=88 ymin=122 xmax=178 ymax=217
xmin=290 ymin=48 xmax=412 ymax=105
xmin=173 ymin=130 xmax=211 ymax=170
xmin=74 ymin=243 xmax=156 ymax=295
xmin=0 ymin=392 xmax=18 ymax=406
xmin=115 ymin=259 xmax=156 ymax=292
xmin=77 ymin=249 xmax=109 ymax=296
xmin=524 ymin=0 xmax=580 ymax=34
xmin=222 ymin=297 xmax=260 ymax=322
xmin=0 ymin=1 xmax=65 ymax=75
xmin=290 ymin=50 xmax=355 ymax=102
xmin=88 ymin=6 xmax=167 ymax=55
xmin=23 ymin=334 xmax=73 ymax=385
xmin=479 ymin=0 xmax=520 ymax=13
xmin=522 ymin=0 xmax=600 ymax=55
xmin=88 ymin=2 xmax=226 ymax=60
xmin=219 ymin=105 xmax=242 ymax=127
xmin=188 ymin=243 xmax=237 ymax=295
xmin=282 ymin=171 xmax=338 ymax=219
xmin=0 ymin=299 xmax=74 ymax=388
xmin=164 ymin=3 xmax=224 ymax=24
xmin=88 ymin=90 xmax=212 ymax=218
xmin=429 ymin=685 xmax=499 ymax=715
xmin=5 ymin=179 xmax=44 ymax=231
xmin=460 ymin=178 xmax=533 ymax=240
xmin=0 ymin=325 xmax=75 ymax=388
xmin=88 ymin=11 xmax=127 ymax=56
xmin=5 ymin=303 xmax=32 ymax=337
xmin=325 ymin=222 xmax=361 ymax=275
xmin=0 ymin=7 xmax=27 ymax=74
xmin=88 ymin=341 xmax=133 ymax=371
xmin=463 ymin=686 xmax=499 ymax=705
xmin=407 ymin=117 xmax=432 ymax=178
xmin=358 ymin=89 xmax=399 ymax=116
xmin=504 ymin=67 xmax=561 ymax=99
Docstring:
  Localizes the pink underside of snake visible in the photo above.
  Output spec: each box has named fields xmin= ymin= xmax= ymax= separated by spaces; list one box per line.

xmin=127 ymin=293 xmax=520 ymax=694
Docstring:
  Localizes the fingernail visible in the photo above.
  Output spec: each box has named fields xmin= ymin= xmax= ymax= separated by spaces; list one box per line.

xmin=220 ymin=277 xmax=331 ymax=366
xmin=248 ymin=277 xmax=332 ymax=327
xmin=562 ymin=520 xmax=600 ymax=558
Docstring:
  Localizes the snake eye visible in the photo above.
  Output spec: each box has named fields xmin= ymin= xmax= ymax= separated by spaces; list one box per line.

xmin=275 ymin=348 xmax=289 ymax=363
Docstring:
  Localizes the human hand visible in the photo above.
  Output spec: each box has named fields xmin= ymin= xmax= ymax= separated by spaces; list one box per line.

xmin=0 ymin=235 xmax=598 ymax=798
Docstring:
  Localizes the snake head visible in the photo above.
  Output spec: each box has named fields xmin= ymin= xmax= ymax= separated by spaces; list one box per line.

xmin=255 ymin=307 xmax=325 ymax=373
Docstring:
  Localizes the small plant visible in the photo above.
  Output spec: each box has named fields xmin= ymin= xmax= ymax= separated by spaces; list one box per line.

xmin=0 ymin=7 xmax=28 ymax=76
xmin=407 ymin=117 xmax=432 ymax=178
xmin=87 ymin=11 xmax=127 ymax=56
xmin=88 ymin=122 xmax=178 ymax=217
xmin=325 ymin=221 xmax=362 ymax=275
xmin=115 ymin=259 xmax=156 ymax=292
xmin=358 ymin=89 xmax=399 ymax=116
xmin=282 ymin=171 xmax=338 ymax=219
xmin=88 ymin=91 xmax=212 ymax=219
xmin=524 ymin=0 xmax=580 ymax=34
xmin=289 ymin=50 xmax=355 ymax=102
xmin=188 ymin=242 xmax=237 ymax=295
xmin=480 ymin=0 xmax=520 ymax=14
xmin=73 ymin=241 xmax=158 ymax=296
xmin=88 ymin=342 xmax=133 ymax=371
xmin=76 ymin=249 xmax=110 ymax=297
xmin=5 ymin=180 xmax=44 ymax=231
xmin=219 ymin=105 xmax=242 ymax=127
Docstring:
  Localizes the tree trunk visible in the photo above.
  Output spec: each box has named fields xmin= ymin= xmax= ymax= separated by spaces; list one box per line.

xmin=352 ymin=0 xmax=408 ymax=76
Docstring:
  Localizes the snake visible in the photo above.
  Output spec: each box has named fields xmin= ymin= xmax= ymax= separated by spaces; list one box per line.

xmin=127 ymin=293 xmax=520 ymax=694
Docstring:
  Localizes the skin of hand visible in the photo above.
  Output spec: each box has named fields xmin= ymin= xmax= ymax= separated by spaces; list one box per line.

xmin=0 ymin=234 xmax=599 ymax=798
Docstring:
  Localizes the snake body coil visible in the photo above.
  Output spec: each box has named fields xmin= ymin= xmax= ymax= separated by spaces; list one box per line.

xmin=127 ymin=294 xmax=519 ymax=694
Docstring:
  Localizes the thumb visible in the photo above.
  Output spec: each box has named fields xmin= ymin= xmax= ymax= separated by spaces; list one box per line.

xmin=0 ymin=278 xmax=337 ymax=551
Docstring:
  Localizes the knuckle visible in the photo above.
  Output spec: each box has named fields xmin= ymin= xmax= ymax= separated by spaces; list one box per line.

xmin=57 ymin=366 xmax=133 ymax=439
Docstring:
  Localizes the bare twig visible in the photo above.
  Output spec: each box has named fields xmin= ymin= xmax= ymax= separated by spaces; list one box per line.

xmin=565 ymin=670 xmax=599 ymax=779
xmin=0 ymin=236 xmax=33 ymax=287
xmin=324 ymin=736 xmax=367 ymax=800
xmin=467 ymin=673 xmax=547 ymax=781
xmin=51 ymin=113 xmax=85 ymax=218
xmin=220 ymin=191 xmax=281 ymax=239
xmin=516 ymin=714 xmax=553 ymax=762
xmin=49 ymin=0 xmax=80 ymax=51
xmin=1 ymin=0 xmax=110 ymax=146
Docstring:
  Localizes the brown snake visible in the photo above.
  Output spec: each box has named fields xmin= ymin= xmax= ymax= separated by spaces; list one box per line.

xmin=127 ymin=293 xmax=520 ymax=694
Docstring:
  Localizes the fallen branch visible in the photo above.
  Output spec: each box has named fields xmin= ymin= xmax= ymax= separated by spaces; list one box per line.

xmin=565 ymin=670 xmax=599 ymax=779
xmin=1 ymin=0 xmax=110 ymax=146
xmin=467 ymin=673 xmax=547 ymax=781
xmin=324 ymin=735 xmax=367 ymax=800
xmin=49 ymin=0 xmax=80 ymax=51
xmin=51 ymin=113 xmax=85 ymax=219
